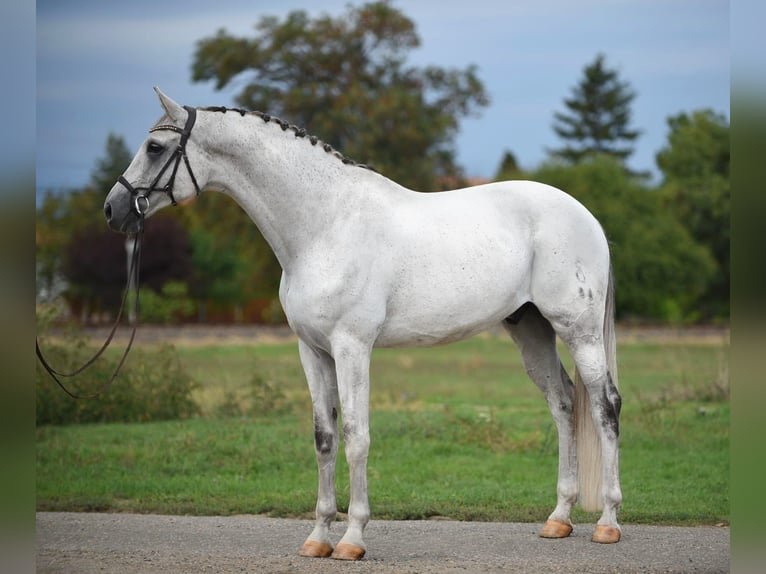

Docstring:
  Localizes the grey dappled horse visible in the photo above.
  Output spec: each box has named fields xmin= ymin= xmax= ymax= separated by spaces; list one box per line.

xmin=104 ymin=89 xmax=622 ymax=560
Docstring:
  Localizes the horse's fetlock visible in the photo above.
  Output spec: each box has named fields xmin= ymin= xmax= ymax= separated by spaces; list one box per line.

xmin=603 ymin=487 xmax=622 ymax=508
xmin=558 ymin=482 xmax=578 ymax=503
xmin=316 ymin=500 xmax=337 ymax=521
xmin=347 ymin=503 xmax=370 ymax=528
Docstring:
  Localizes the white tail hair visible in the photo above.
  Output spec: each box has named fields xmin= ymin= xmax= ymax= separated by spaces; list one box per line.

xmin=575 ymin=266 xmax=618 ymax=512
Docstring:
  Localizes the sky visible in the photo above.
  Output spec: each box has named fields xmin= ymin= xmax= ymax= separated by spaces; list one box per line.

xmin=36 ymin=0 xmax=729 ymax=195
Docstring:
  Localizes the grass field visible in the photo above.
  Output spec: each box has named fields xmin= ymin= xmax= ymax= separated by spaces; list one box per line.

xmin=36 ymin=331 xmax=729 ymax=525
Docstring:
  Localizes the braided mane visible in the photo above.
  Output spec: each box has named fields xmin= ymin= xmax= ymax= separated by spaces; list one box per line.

xmin=199 ymin=106 xmax=376 ymax=172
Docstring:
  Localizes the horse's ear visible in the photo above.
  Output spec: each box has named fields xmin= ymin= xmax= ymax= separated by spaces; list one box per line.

xmin=154 ymin=87 xmax=185 ymax=122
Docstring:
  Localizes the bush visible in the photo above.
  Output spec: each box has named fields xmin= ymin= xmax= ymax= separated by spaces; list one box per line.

xmin=138 ymin=281 xmax=195 ymax=324
xmin=36 ymin=328 xmax=199 ymax=426
xmin=213 ymin=374 xmax=289 ymax=419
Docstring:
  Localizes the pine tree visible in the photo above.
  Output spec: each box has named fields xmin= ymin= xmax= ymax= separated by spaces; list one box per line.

xmin=90 ymin=133 xmax=133 ymax=195
xmin=550 ymin=54 xmax=640 ymax=166
xmin=494 ymin=150 xmax=522 ymax=180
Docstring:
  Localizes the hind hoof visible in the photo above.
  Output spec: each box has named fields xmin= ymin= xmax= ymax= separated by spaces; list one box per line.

xmin=331 ymin=542 xmax=366 ymax=561
xmin=299 ymin=539 xmax=334 ymax=558
xmin=539 ymin=519 xmax=573 ymax=539
xmin=592 ymin=524 xmax=621 ymax=544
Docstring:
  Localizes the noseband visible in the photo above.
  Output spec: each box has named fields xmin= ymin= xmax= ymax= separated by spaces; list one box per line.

xmin=118 ymin=105 xmax=202 ymax=215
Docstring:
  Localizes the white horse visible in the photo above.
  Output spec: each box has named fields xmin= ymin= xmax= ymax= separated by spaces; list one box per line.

xmin=105 ymin=88 xmax=622 ymax=560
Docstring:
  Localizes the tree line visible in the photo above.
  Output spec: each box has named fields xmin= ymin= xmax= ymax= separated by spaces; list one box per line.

xmin=36 ymin=1 xmax=729 ymax=324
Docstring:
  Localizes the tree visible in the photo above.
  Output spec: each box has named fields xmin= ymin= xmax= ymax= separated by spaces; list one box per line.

xmin=177 ymin=192 xmax=283 ymax=322
xmin=549 ymin=54 xmax=640 ymax=168
xmin=191 ymin=1 xmax=489 ymax=191
xmin=187 ymin=225 xmax=243 ymax=322
xmin=91 ymin=133 xmax=134 ymax=195
xmin=494 ymin=150 xmax=523 ymax=180
xmin=37 ymin=134 xmax=133 ymax=309
xmin=656 ymin=109 xmax=730 ymax=319
xmin=37 ymin=134 xmax=196 ymax=322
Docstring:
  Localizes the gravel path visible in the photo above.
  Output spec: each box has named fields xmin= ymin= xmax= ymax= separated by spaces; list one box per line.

xmin=37 ymin=512 xmax=729 ymax=573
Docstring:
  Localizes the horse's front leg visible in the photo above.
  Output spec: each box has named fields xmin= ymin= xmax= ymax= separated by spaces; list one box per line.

xmin=297 ymin=340 xmax=340 ymax=558
xmin=330 ymin=333 xmax=372 ymax=561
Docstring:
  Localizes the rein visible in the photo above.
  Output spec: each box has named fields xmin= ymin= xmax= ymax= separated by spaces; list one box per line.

xmin=36 ymin=105 xmax=202 ymax=399
xmin=35 ymin=219 xmax=144 ymax=399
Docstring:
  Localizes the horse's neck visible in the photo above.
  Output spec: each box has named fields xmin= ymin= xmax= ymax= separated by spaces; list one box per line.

xmin=200 ymin=112 xmax=390 ymax=269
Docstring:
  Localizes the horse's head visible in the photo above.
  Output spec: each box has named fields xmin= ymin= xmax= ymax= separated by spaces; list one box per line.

xmin=104 ymin=88 xmax=206 ymax=233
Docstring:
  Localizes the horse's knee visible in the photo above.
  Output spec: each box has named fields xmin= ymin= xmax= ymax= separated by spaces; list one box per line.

xmin=342 ymin=424 xmax=370 ymax=462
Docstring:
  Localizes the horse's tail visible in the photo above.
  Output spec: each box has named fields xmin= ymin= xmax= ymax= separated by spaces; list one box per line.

xmin=575 ymin=265 xmax=618 ymax=512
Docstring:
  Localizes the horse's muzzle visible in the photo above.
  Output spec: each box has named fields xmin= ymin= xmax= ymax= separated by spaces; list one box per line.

xmin=104 ymin=196 xmax=141 ymax=234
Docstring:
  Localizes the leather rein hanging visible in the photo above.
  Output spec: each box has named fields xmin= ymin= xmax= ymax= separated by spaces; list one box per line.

xmin=35 ymin=105 xmax=202 ymax=399
xmin=35 ymin=227 xmax=144 ymax=399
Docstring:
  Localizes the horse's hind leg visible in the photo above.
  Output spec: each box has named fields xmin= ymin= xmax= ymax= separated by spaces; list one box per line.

xmin=556 ymin=327 xmax=622 ymax=544
xmin=504 ymin=304 xmax=577 ymax=538
xmin=297 ymin=339 xmax=340 ymax=558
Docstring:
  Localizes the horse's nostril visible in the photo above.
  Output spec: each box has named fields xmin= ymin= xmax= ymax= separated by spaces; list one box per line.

xmin=104 ymin=203 xmax=112 ymax=221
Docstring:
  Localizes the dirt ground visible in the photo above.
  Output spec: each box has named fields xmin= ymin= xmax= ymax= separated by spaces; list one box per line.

xmin=37 ymin=512 xmax=730 ymax=574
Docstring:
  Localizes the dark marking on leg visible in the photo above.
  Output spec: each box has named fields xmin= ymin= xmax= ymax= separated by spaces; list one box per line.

xmin=606 ymin=372 xmax=621 ymax=417
xmin=332 ymin=407 xmax=338 ymax=421
xmin=505 ymin=301 xmax=535 ymax=325
xmin=314 ymin=425 xmax=334 ymax=455
xmin=588 ymin=288 xmax=593 ymax=301
xmin=599 ymin=372 xmax=622 ymax=437
xmin=558 ymin=363 xmax=576 ymax=413
xmin=579 ymin=287 xmax=585 ymax=298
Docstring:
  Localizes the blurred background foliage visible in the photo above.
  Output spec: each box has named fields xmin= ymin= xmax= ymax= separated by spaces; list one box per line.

xmin=35 ymin=2 xmax=728 ymax=325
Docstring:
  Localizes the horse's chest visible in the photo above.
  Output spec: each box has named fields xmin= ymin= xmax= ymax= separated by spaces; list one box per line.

xmin=279 ymin=263 xmax=388 ymax=343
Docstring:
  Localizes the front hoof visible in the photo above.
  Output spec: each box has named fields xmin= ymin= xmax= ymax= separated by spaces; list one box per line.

xmin=331 ymin=542 xmax=366 ymax=561
xmin=299 ymin=539 xmax=334 ymax=558
xmin=592 ymin=524 xmax=621 ymax=544
xmin=539 ymin=519 xmax=573 ymax=539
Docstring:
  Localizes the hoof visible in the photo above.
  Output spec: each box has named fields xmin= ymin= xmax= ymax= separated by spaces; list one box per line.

xmin=299 ymin=539 xmax=334 ymax=558
xmin=539 ymin=519 xmax=573 ymax=539
xmin=592 ymin=524 xmax=621 ymax=544
xmin=331 ymin=542 xmax=366 ymax=561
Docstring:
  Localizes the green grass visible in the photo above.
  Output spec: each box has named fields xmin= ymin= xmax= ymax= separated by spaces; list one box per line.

xmin=36 ymin=333 xmax=729 ymax=525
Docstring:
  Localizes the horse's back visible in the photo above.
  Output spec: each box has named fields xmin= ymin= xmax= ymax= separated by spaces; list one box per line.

xmin=400 ymin=179 xmax=609 ymax=276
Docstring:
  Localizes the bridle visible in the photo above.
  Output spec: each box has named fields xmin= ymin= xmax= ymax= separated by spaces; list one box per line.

xmin=36 ymin=105 xmax=202 ymax=399
xmin=118 ymin=105 xmax=202 ymax=217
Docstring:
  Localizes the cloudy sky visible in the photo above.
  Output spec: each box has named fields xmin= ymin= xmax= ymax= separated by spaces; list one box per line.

xmin=37 ymin=0 xmax=729 ymax=194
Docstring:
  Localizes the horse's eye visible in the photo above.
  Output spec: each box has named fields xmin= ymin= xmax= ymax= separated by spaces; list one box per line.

xmin=147 ymin=141 xmax=164 ymax=155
